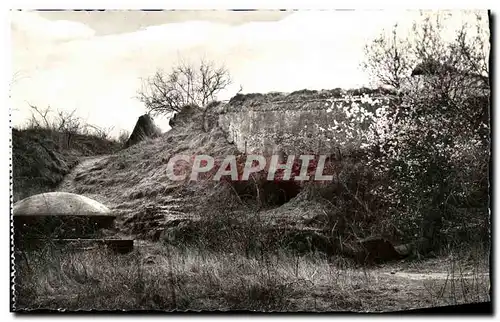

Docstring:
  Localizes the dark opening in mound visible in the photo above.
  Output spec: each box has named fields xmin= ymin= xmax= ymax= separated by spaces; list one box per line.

xmin=261 ymin=181 xmax=301 ymax=206
xmin=231 ymin=180 xmax=301 ymax=208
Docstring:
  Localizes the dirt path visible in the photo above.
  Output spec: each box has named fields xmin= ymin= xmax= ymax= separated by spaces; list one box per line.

xmin=57 ymin=155 xmax=110 ymax=193
xmin=383 ymin=271 xmax=490 ymax=280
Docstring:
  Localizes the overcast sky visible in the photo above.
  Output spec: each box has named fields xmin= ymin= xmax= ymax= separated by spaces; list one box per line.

xmin=10 ymin=10 xmax=488 ymax=135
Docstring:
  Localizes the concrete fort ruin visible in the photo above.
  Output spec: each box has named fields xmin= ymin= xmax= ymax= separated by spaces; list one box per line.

xmin=13 ymin=192 xmax=133 ymax=253
xmin=217 ymin=88 xmax=399 ymax=157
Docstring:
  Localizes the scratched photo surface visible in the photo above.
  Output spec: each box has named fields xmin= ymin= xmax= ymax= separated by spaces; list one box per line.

xmin=10 ymin=9 xmax=491 ymax=312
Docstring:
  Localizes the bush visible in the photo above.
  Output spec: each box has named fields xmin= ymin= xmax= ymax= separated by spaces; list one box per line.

xmin=138 ymin=59 xmax=232 ymax=115
xmin=355 ymin=12 xmax=490 ymax=253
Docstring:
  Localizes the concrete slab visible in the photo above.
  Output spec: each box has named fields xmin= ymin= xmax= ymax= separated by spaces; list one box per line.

xmin=13 ymin=192 xmax=113 ymax=217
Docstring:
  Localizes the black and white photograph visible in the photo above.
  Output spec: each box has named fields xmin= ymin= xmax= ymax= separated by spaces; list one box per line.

xmin=9 ymin=8 xmax=492 ymax=312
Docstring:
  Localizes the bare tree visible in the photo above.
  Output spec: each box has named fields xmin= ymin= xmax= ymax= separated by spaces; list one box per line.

xmin=137 ymin=59 xmax=232 ymax=115
xmin=24 ymin=104 xmax=117 ymax=148
xmin=362 ymin=25 xmax=414 ymax=89
xmin=26 ymin=104 xmax=52 ymax=129
xmin=54 ymin=109 xmax=83 ymax=134
xmin=363 ymin=12 xmax=489 ymax=93
xmin=53 ymin=109 xmax=84 ymax=148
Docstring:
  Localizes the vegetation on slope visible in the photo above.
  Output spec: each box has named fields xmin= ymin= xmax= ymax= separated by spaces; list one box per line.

xmin=12 ymin=128 xmax=121 ymax=202
xmin=55 ymin=91 xmax=488 ymax=264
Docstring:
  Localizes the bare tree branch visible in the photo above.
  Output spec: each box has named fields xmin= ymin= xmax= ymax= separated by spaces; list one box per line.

xmin=137 ymin=59 xmax=232 ymax=115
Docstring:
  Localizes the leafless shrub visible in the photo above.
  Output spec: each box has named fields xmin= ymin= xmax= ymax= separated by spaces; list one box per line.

xmin=87 ymin=124 xmax=115 ymax=140
xmin=25 ymin=105 xmax=84 ymax=133
xmin=23 ymin=104 xmax=118 ymax=148
xmin=137 ymin=58 xmax=232 ymax=115
xmin=26 ymin=104 xmax=52 ymax=129
xmin=362 ymin=26 xmax=414 ymax=89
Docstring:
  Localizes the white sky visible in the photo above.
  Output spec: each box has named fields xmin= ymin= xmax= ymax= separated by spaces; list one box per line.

xmin=9 ymin=10 xmax=489 ymax=135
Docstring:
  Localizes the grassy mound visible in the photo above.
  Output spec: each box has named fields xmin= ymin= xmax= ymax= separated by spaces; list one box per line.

xmin=62 ymin=118 xmax=244 ymax=238
xmin=12 ymin=128 xmax=121 ymax=202
xmin=57 ymin=115 xmax=404 ymax=263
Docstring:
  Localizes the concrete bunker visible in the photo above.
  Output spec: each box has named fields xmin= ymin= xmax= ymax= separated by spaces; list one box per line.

xmin=13 ymin=192 xmax=133 ymax=253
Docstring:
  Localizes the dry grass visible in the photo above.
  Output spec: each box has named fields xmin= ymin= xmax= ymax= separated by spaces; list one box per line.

xmin=415 ymin=245 xmax=490 ymax=306
xmin=66 ymin=121 xmax=238 ymax=213
xmin=13 ymin=243 xmax=490 ymax=312
xmin=12 ymin=128 xmax=121 ymax=202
